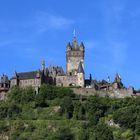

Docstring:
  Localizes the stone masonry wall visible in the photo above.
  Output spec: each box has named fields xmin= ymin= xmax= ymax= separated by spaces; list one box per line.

xmin=72 ymin=87 xmax=134 ymax=98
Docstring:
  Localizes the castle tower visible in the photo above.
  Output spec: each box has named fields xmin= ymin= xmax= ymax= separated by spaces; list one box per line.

xmin=66 ymin=36 xmax=85 ymax=76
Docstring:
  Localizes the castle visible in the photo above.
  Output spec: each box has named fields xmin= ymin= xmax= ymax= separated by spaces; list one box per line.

xmin=0 ymin=35 xmax=137 ymax=100
xmin=10 ymin=36 xmax=85 ymax=90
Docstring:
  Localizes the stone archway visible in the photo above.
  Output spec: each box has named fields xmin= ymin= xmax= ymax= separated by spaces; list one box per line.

xmin=69 ymin=83 xmax=76 ymax=87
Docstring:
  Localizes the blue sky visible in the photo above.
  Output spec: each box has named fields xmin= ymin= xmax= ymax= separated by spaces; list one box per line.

xmin=0 ymin=0 xmax=140 ymax=89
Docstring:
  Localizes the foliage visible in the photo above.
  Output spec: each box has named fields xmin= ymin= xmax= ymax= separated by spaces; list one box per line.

xmin=60 ymin=96 xmax=74 ymax=119
xmin=94 ymin=123 xmax=114 ymax=140
xmin=1 ymin=85 xmax=140 ymax=139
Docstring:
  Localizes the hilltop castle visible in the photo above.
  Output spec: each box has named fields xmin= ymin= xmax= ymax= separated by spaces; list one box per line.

xmin=0 ymin=35 xmax=136 ymax=99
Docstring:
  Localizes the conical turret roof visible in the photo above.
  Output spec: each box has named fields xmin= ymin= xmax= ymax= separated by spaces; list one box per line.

xmin=80 ymin=42 xmax=85 ymax=48
xmin=77 ymin=62 xmax=84 ymax=73
xmin=66 ymin=42 xmax=72 ymax=51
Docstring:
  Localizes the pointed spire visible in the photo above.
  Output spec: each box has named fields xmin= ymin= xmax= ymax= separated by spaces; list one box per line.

xmin=66 ymin=42 xmax=72 ymax=51
xmin=107 ymin=76 xmax=111 ymax=83
xmin=80 ymin=42 xmax=84 ymax=47
xmin=73 ymin=29 xmax=76 ymax=38
xmin=13 ymin=69 xmax=18 ymax=79
xmin=67 ymin=42 xmax=71 ymax=46
xmin=115 ymin=73 xmax=121 ymax=83
xmin=42 ymin=58 xmax=45 ymax=71
xmin=90 ymin=74 xmax=92 ymax=81
xmin=80 ymin=42 xmax=85 ymax=50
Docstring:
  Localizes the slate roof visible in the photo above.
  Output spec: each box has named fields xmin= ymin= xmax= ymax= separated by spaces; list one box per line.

xmin=66 ymin=42 xmax=72 ymax=50
xmin=80 ymin=42 xmax=85 ymax=49
xmin=48 ymin=66 xmax=65 ymax=76
xmin=11 ymin=65 xmax=65 ymax=81
xmin=77 ymin=62 xmax=84 ymax=73
xmin=13 ymin=71 xmax=40 ymax=80
xmin=56 ymin=66 xmax=65 ymax=76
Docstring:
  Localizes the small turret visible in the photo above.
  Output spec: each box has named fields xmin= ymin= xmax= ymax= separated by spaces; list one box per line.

xmin=113 ymin=73 xmax=124 ymax=89
xmin=12 ymin=70 xmax=18 ymax=79
xmin=66 ymin=42 xmax=72 ymax=51
xmin=79 ymin=42 xmax=85 ymax=51
xmin=107 ymin=76 xmax=111 ymax=83
xmin=0 ymin=74 xmax=9 ymax=84
xmin=77 ymin=62 xmax=85 ymax=87
xmin=3 ymin=74 xmax=9 ymax=84
xmin=115 ymin=73 xmax=121 ymax=83
xmin=11 ymin=70 xmax=19 ymax=87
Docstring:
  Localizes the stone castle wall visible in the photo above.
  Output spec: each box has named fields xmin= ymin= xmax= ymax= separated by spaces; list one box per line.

xmin=72 ymin=87 xmax=134 ymax=98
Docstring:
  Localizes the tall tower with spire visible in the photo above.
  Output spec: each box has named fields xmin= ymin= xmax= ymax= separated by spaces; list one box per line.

xmin=66 ymin=33 xmax=85 ymax=87
xmin=42 ymin=59 xmax=45 ymax=71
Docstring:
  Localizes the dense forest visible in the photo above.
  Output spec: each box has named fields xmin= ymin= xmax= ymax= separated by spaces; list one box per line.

xmin=0 ymin=84 xmax=140 ymax=140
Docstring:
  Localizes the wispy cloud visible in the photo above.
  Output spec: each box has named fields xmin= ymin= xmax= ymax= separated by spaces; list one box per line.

xmin=0 ymin=11 xmax=75 ymax=37
xmin=84 ymin=41 xmax=97 ymax=49
xmin=89 ymin=0 xmax=128 ymax=73
xmin=84 ymin=38 xmax=127 ymax=76
xmin=0 ymin=39 xmax=17 ymax=47
xmin=34 ymin=12 xmax=75 ymax=33
xmin=0 ymin=11 xmax=74 ymax=59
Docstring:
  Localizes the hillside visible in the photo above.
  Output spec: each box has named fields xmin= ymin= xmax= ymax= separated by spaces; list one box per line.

xmin=0 ymin=84 xmax=140 ymax=140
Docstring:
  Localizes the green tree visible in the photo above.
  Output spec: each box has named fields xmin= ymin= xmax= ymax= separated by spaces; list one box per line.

xmin=95 ymin=123 xmax=113 ymax=140
xmin=86 ymin=96 xmax=108 ymax=125
xmin=113 ymin=105 xmax=137 ymax=130
xmin=135 ymin=114 xmax=140 ymax=137
xmin=7 ymin=103 xmax=22 ymax=119
xmin=55 ymin=127 xmax=74 ymax=140
xmin=7 ymin=86 xmax=23 ymax=103
xmin=39 ymin=84 xmax=56 ymax=100
xmin=7 ymin=86 xmax=35 ymax=104
xmin=21 ymin=86 xmax=35 ymax=104
xmin=0 ymin=101 xmax=8 ymax=119
xmin=60 ymin=97 xmax=74 ymax=119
